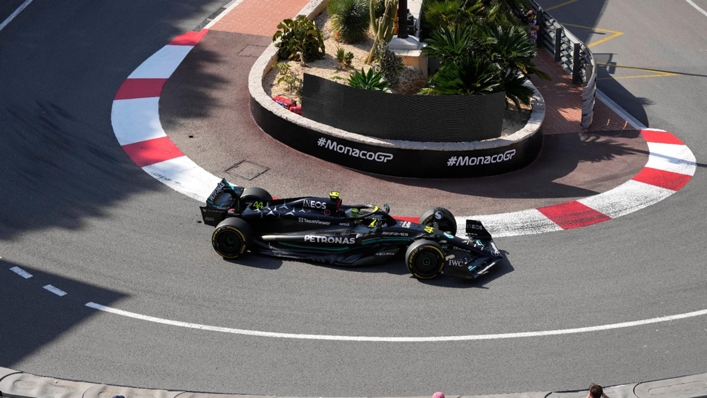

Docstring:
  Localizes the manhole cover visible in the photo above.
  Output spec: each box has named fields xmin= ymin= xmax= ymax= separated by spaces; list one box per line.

xmin=225 ymin=161 xmax=268 ymax=180
xmin=239 ymin=45 xmax=266 ymax=57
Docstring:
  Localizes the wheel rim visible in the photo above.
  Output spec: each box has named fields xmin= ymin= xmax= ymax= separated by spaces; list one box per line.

xmin=217 ymin=230 xmax=242 ymax=255
xmin=414 ymin=250 xmax=440 ymax=276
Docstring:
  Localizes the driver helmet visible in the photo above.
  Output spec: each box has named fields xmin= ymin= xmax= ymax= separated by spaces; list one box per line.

xmin=345 ymin=208 xmax=361 ymax=218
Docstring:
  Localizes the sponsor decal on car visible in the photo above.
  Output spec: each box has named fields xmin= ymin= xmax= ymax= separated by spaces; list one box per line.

xmin=446 ymin=149 xmax=516 ymax=167
xmin=317 ymin=137 xmax=394 ymax=163
xmin=208 ymin=181 xmax=225 ymax=202
xmin=448 ymin=257 xmax=469 ymax=267
xmin=443 ymin=232 xmax=455 ymax=239
xmin=382 ymin=231 xmax=409 ymax=236
xmin=298 ymin=217 xmax=330 ymax=225
xmin=434 ymin=211 xmax=443 ymax=220
xmin=303 ymin=199 xmax=327 ymax=209
xmin=304 ymin=235 xmax=356 ymax=244
xmin=400 ymin=221 xmax=411 ymax=228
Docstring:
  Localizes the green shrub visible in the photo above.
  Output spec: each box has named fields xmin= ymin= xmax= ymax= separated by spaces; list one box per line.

xmin=274 ymin=61 xmax=290 ymax=75
xmin=348 ymin=67 xmax=389 ymax=91
xmin=335 ymin=46 xmax=355 ymax=68
xmin=328 ymin=0 xmax=371 ymax=43
xmin=272 ymin=16 xmax=325 ymax=62
xmin=277 ymin=73 xmax=303 ymax=95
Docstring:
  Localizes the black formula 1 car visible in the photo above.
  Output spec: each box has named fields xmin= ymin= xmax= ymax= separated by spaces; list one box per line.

xmin=200 ymin=179 xmax=503 ymax=280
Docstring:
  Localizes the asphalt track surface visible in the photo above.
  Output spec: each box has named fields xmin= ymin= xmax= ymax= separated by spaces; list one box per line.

xmin=1 ymin=0 xmax=706 ymax=397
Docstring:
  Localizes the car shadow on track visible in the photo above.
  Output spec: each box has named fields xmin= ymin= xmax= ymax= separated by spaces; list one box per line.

xmin=223 ymin=256 xmax=284 ymax=270
xmin=224 ymin=251 xmax=515 ymax=288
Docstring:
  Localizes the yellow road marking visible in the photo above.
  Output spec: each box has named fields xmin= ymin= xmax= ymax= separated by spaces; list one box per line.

xmin=561 ymin=23 xmax=624 ymax=48
xmin=595 ymin=63 xmax=679 ymax=80
xmin=545 ymin=0 xmax=578 ymax=12
xmin=549 ymin=6 xmax=674 ymax=80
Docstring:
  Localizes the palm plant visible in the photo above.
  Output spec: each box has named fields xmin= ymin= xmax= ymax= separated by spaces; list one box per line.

xmin=422 ymin=24 xmax=492 ymax=65
xmin=419 ymin=0 xmax=482 ymax=40
xmin=485 ymin=25 xmax=532 ymax=67
xmin=499 ymin=67 xmax=534 ymax=108
xmin=419 ymin=56 xmax=500 ymax=95
xmin=422 ymin=25 xmax=473 ymax=64
xmin=328 ymin=0 xmax=371 ymax=43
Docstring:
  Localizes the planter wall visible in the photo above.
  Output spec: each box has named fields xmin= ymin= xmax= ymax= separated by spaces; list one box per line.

xmin=251 ymin=95 xmax=542 ymax=178
xmin=301 ymin=74 xmax=506 ymax=142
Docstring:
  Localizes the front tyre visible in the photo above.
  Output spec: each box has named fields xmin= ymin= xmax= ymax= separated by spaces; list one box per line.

xmin=405 ymin=239 xmax=445 ymax=280
xmin=419 ymin=207 xmax=457 ymax=235
xmin=212 ymin=218 xmax=253 ymax=259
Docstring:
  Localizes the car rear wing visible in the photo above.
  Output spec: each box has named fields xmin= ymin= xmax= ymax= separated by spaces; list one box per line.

xmin=201 ymin=178 xmax=244 ymax=227
xmin=466 ymin=219 xmax=492 ymax=239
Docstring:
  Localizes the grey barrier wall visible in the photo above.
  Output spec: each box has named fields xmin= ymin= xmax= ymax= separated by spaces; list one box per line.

xmin=533 ymin=1 xmax=597 ymax=128
xmin=301 ymin=74 xmax=507 ymax=142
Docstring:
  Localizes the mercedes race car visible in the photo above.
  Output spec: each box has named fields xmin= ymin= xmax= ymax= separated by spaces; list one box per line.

xmin=199 ymin=179 xmax=503 ymax=280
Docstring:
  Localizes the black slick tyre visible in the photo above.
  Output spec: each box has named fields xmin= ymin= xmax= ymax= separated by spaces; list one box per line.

xmin=419 ymin=207 xmax=457 ymax=235
xmin=212 ymin=218 xmax=253 ymax=259
xmin=405 ymin=239 xmax=445 ymax=280
xmin=241 ymin=187 xmax=272 ymax=204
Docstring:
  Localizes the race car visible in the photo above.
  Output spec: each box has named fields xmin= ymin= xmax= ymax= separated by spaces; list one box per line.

xmin=199 ymin=179 xmax=503 ymax=280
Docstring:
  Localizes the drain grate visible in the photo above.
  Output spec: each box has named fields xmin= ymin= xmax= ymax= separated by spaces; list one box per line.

xmin=225 ymin=161 xmax=269 ymax=180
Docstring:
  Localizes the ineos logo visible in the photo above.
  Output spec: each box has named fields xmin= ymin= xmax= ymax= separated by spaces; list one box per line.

xmin=304 ymin=199 xmax=326 ymax=209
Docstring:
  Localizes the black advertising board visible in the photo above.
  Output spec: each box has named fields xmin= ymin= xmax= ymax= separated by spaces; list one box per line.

xmin=251 ymin=96 xmax=542 ymax=178
xmin=301 ymin=74 xmax=506 ymax=142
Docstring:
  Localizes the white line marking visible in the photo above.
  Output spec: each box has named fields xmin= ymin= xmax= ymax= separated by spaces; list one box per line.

xmin=44 ymin=285 xmax=67 ymax=297
xmin=0 ymin=0 xmax=33 ymax=32
xmin=10 ymin=266 xmax=32 ymax=279
xmin=686 ymin=0 xmax=707 ymax=18
xmin=85 ymin=302 xmax=707 ymax=342
xmin=205 ymin=0 xmax=247 ymax=29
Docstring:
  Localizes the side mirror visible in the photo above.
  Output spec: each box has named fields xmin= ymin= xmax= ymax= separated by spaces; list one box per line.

xmin=383 ymin=203 xmax=390 ymax=213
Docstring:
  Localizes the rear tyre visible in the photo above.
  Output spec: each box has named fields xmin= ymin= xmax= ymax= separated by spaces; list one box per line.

xmin=405 ymin=239 xmax=445 ymax=280
xmin=212 ymin=218 xmax=253 ymax=259
xmin=419 ymin=207 xmax=457 ymax=235
xmin=241 ymin=187 xmax=272 ymax=204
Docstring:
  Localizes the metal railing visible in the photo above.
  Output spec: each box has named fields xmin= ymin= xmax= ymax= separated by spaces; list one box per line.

xmin=531 ymin=1 xmax=597 ymax=128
